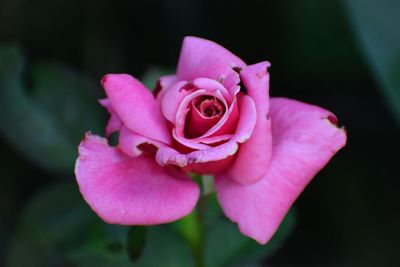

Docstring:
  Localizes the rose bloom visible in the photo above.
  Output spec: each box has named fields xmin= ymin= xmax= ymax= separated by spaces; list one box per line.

xmin=75 ymin=37 xmax=346 ymax=244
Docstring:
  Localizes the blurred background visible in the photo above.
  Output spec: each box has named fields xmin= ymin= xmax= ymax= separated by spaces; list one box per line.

xmin=0 ymin=0 xmax=399 ymax=266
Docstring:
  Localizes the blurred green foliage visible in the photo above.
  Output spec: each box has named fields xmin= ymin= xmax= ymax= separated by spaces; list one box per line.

xmin=0 ymin=44 xmax=104 ymax=172
xmin=345 ymin=0 xmax=400 ymax=125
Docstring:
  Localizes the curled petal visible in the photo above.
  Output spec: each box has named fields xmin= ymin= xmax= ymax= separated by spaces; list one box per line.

xmin=177 ymin=36 xmax=246 ymax=90
xmin=228 ymin=62 xmax=273 ymax=185
xmin=75 ymin=133 xmax=200 ymax=225
xmin=99 ymin=98 xmax=122 ymax=137
xmin=161 ymin=81 xmax=190 ymax=123
xmin=173 ymin=89 xmax=234 ymax=149
xmin=161 ymin=77 xmax=232 ymax=125
xmin=216 ymin=97 xmax=347 ymax=244
xmin=185 ymin=99 xmax=224 ymax=138
xmin=156 ymin=95 xmax=257 ymax=173
xmin=154 ymin=74 xmax=177 ymax=101
xmin=118 ymin=126 xmax=165 ymax=157
xmin=102 ymin=74 xmax=171 ymax=144
xmin=192 ymin=78 xmax=232 ymax=101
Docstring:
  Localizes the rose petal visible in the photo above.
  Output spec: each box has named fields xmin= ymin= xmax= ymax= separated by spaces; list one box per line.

xmin=173 ymin=89 xmax=229 ymax=148
xmin=185 ymin=98 xmax=223 ymax=138
xmin=173 ymin=94 xmax=239 ymax=151
xmin=102 ymin=74 xmax=171 ymax=144
xmin=118 ymin=126 xmax=165 ymax=157
xmin=154 ymin=74 xmax=177 ymax=101
xmin=161 ymin=80 xmax=191 ymax=123
xmin=215 ymin=97 xmax=347 ymax=244
xmin=162 ymin=78 xmax=232 ymax=125
xmin=228 ymin=62 xmax=273 ymax=185
xmin=192 ymin=78 xmax=232 ymax=101
xmin=75 ymin=133 xmax=200 ymax=225
xmin=177 ymin=36 xmax=246 ymax=90
xmin=157 ymin=95 xmax=257 ymax=173
xmin=99 ymin=98 xmax=122 ymax=137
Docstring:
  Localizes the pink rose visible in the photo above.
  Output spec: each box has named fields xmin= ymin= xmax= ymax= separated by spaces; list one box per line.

xmin=75 ymin=37 xmax=346 ymax=244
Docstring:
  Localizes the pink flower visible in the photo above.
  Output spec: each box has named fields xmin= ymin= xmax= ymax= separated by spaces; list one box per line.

xmin=75 ymin=37 xmax=347 ymax=244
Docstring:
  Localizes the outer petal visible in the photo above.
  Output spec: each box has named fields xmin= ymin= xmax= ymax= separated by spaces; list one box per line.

xmin=216 ymin=97 xmax=347 ymax=244
xmin=99 ymin=99 xmax=122 ymax=137
xmin=228 ymin=62 xmax=273 ymax=185
xmin=75 ymin=133 xmax=200 ymax=225
xmin=177 ymin=36 xmax=246 ymax=89
xmin=102 ymin=74 xmax=171 ymax=144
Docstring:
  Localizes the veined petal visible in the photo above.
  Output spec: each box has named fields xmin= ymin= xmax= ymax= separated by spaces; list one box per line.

xmin=216 ymin=97 xmax=346 ymax=244
xmin=102 ymin=74 xmax=171 ymax=144
xmin=75 ymin=133 xmax=200 ymax=225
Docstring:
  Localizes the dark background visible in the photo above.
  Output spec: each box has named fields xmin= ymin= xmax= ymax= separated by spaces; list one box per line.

xmin=0 ymin=0 xmax=399 ymax=266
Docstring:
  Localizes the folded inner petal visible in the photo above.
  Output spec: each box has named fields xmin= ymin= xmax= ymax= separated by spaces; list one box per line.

xmin=174 ymin=89 xmax=228 ymax=145
xmin=228 ymin=62 xmax=273 ymax=185
xmin=177 ymin=37 xmax=246 ymax=90
xmin=185 ymin=96 xmax=225 ymax=138
xmin=156 ymin=95 xmax=257 ymax=173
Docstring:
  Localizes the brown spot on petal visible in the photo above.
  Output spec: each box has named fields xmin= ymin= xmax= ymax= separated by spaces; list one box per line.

xmin=327 ymin=115 xmax=339 ymax=126
xmin=232 ymin=66 xmax=242 ymax=73
xmin=232 ymin=66 xmax=247 ymax=94
xmin=100 ymin=75 xmax=109 ymax=86
xmin=137 ymin=143 xmax=158 ymax=155
xmin=153 ymin=80 xmax=162 ymax=97
xmin=326 ymin=114 xmax=345 ymax=130
xmin=181 ymin=80 xmax=196 ymax=91
xmin=187 ymin=156 xmax=197 ymax=164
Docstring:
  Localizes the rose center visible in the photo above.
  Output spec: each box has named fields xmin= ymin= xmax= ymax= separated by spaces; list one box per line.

xmin=196 ymin=97 xmax=224 ymax=118
xmin=184 ymin=95 xmax=225 ymax=138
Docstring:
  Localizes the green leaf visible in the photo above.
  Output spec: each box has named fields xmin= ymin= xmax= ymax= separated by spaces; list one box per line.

xmin=73 ymin=225 xmax=196 ymax=267
xmin=174 ymin=211 xmax=202 ymax=256
xmin=130 ymin=225 xmax=195 ymax=267
xmin=69 ymin=251 xmax=133 ymax=267
xmin=0 ymin=44 xmax=104 ymax=172
xmin=31 ymin=62 xmax=104 ymax=142
xmin=0 ymin=157 xmax=22 ymax=261
xmin=6 ymin=182 xmax=92 ymax=267
xmin=204 ymin=197 xmax=296 ymax=267
xmin=345 ymin=0 xmax=400 ymax=125
xmin=276 ymin=0 xmax=362 ymax=76
xmin=5 ymin=182 xmax=130 ymax=267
